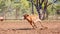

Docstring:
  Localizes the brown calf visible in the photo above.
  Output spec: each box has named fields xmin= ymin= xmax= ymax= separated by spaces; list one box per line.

xmin=23 ymin=14 xmax=47 ymax=29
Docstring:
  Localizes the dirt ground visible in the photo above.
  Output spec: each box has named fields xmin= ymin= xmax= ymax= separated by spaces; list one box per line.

xmin=0 ymin=20 xmax=60 ymax=34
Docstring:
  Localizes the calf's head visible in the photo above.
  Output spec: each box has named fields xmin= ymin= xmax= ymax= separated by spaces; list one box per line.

xmin=23 ymin=14 xmax=29 ymax=19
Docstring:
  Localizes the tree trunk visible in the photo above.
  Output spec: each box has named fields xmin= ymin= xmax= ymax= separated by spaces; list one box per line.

xmin=16 ymin=9 xmax=18 ymax=19
xmin=43 ymin=8 xmax=47 ymax=20
xmin=37 ymin=9 xmax=41 ymax=19
xmin=16 ymin=8 xmax=19 ymax=20
xmin=36 ymin=0 xmax=41 ymax=19
xmin=42 ymin=0 xmax=48 ymax=20
xmin=31 ymin=0 xmax=34 ymax=14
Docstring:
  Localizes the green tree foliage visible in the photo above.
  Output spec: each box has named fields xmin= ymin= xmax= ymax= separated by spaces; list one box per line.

xmin=0 ymin=0 xmax=60 ymax=19
xmin=0 ymin=0 xmax=31 ymax=19
xmin=27 ymin=0 xmax=59 ymax=20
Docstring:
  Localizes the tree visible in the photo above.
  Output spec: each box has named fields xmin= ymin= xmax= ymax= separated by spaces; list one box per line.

xmin=27 ymin=0 xmax=58 ymax=20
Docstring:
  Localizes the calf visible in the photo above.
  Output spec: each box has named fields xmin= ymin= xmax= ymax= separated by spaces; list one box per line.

xmin=23 ymin=14 xmax=47 ymax=29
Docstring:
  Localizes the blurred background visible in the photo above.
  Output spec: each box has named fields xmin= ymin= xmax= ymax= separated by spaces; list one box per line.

xmin=0 ymin=0 xmax=60 ymax=20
